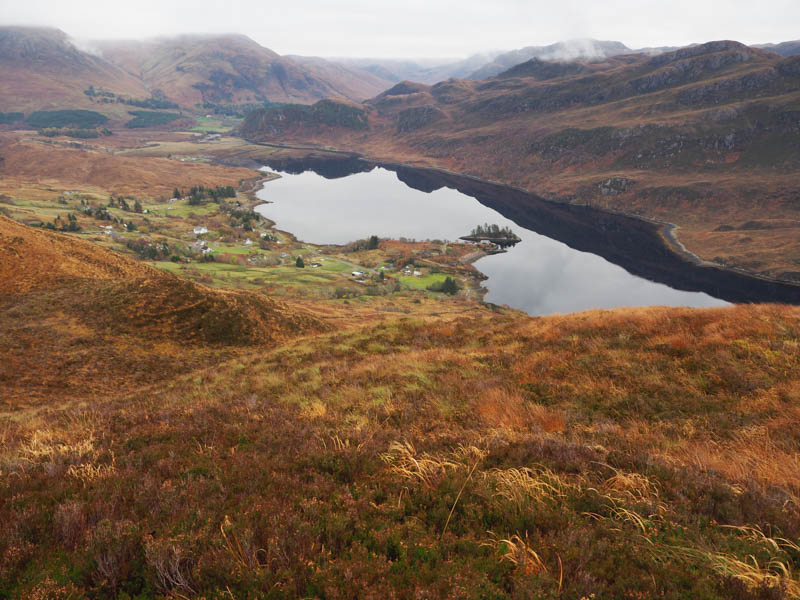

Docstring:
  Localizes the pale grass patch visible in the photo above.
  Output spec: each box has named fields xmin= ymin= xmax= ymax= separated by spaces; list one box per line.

xmin=659 ymin=545 xmax=800 ymax=598
xmin=66 ymin=459 xmax=117 ymax=487
xmin=19 ymin=428 xmax=96 ymax=465
xmin=483 ymin=532 xmax=548 ymax=576
xmin=245 ymin=370 xmax=287 ymax=393
xmin=381 ymin=441 xmax=486 ymax=488
xmin=475 ymin=388 xmax=566 ymax=432
xmin=318 ymin=434 xmax=364 ymax=452
xmin=664 ymin=427 xmax=800 ymax=506
xmin=720 ymin=524 xmax=800 ymax=555
xmin=584 ymin=502 xmax=654 ymax=535
xmin=490 ymin=466 xmax=574 ymax=507
xmin=602 ymin=466 xmax=663 ymax=509
xmin=302 ymin=399 xmax=327 ymax=419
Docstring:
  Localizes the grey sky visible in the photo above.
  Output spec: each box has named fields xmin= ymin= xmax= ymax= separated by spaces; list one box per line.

xmin=2 ymin=0 xmax=798 ymax=58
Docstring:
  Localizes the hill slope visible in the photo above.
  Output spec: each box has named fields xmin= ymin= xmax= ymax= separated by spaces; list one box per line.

xmin=3 ymin=290 xmax=800 ymax=596
xmin=240 ymin=41 xmax=800 ymax=281
xmin=468 ymin=38 xmax=635 ymax=79
xmin=97 ymin=34 xmax=392 ymax=106
xmin=0 ymin=215 xmax=323 ymax=403
xmin=756 ymin=40 xmax=800 ymax=57
xmin=0 ymin=26 xmax=148 ymax=113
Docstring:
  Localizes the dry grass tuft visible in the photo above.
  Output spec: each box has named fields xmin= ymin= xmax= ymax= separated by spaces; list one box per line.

xmin=483 ymin=532 xmax=548 ymax=576
xmin=475 ymin=388 xmax=567 ymax=432
xmin=661 ymin=545 xmax=800 ymax=598
xmin=381 ymin=441 xmax=486 ymax=488
xmin=490 ymin=466 xmax=574 ymax=507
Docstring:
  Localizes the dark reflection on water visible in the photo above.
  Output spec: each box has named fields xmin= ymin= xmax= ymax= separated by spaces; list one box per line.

xmin=255 ymin=162 xmax=738 ymax=316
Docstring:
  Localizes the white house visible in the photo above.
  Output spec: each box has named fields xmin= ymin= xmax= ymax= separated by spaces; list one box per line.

xmin=193 ymin=226 xmax=208 ymax=235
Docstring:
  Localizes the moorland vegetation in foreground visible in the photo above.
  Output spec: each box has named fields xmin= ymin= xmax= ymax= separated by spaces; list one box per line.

xmin=2 ymin=28 xmax=800 ymax=597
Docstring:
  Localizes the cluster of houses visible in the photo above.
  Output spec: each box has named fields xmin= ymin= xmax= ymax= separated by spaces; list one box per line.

xmin=190 ymin=240 xmax=213 ymax=255
xmin=402 ymin=265 xmax=423 ymax=277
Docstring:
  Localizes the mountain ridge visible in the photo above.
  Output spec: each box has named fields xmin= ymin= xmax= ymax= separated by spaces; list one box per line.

xmin=0 ymin=26 xmax=394 ymax=113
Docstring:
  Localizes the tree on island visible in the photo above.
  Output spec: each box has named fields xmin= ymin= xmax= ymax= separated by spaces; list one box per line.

xmin=469 ymin=223 xmax=519 ymax=240
xmin=295 ymin=256 xmax=305 ymax=268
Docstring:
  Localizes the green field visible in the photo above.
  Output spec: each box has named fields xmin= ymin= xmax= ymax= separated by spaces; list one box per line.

xmin=189 ymin=116 xmax=241 ymax=133
xmin=398 ymin=272 xmax=450 ymax=289
xmin=147 ymin=200 xmax=220 ymax=218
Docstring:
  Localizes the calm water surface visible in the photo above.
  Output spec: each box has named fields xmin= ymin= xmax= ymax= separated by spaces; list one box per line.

xmin=255 ymin=167 xmax=728 ymax=316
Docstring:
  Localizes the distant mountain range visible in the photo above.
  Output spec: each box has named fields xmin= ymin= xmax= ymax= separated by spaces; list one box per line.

xmin=94 ymin=34 xmax=391 ymax=106
xmin=755 ymin=40 xmax=800 ymax=57
xmin=2 ymin=25 xmax=799 ymax=117
xmin=326 ymin=40 xmax=686 ymax=84
xmin=327 ymin=38 xmax=800 ymax=84
xmin=466 ymin=39 xmax=637 ymax=79
xmin=0 ymin=26 xmax=392 ymax=113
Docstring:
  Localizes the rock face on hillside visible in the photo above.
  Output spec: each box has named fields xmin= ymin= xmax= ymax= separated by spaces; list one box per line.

xmin=397 ymin=105 xmax=446 ymax=132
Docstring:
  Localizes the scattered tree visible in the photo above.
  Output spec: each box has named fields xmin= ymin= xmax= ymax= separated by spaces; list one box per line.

xmin=441 ymin=276 xmax=459 ymax=295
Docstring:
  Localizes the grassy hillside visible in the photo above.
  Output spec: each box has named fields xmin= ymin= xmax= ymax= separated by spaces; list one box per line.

xmin=0 ymin=134 xmax=258 ymax=199
xmin=239 ymin=41 xmax=800 ymax=282
xmin=2 ymin=226 xmax=799 ymax=597
xmin=0 ymin=214 xmax=323 ymax=405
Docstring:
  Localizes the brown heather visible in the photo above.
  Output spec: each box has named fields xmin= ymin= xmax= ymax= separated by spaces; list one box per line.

xmin=2 ymin=215 xmax=800 ymax=598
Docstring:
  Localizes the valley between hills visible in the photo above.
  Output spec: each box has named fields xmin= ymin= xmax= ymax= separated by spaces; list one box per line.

xmin=1 ymin=23 xmax=800 ymax=600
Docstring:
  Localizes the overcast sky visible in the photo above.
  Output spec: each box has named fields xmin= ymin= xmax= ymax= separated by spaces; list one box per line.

xmin=2 ymin=0 xmax=798 ymax=58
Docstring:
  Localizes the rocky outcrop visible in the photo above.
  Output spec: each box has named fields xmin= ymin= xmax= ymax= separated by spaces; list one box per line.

xmin=396 ymin=105 xmax=445 ymax=132
xmin=598 ymin=177 xmax=634 ymax=195
xmin=778 ymin=55 xmax=800 ymax=77
xmin=677 ymin=68 xmax=780 ymax=106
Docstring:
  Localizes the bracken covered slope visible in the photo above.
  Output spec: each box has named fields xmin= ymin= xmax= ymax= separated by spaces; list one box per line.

xmin=2 ymin=294 xmax=800 ymax=597
xmin=0 ymin=216 xmax=323 ymax=404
